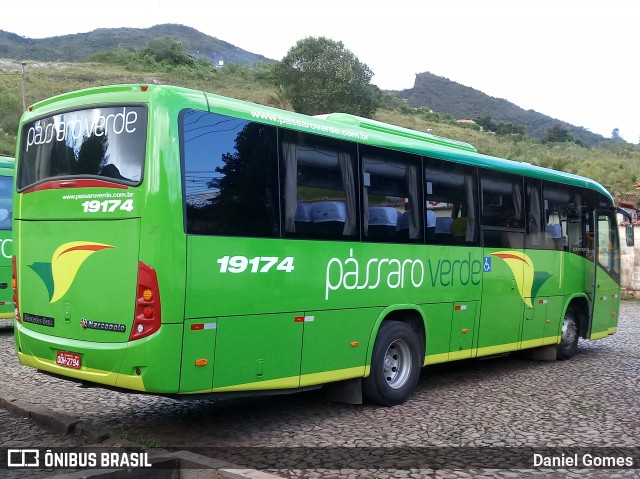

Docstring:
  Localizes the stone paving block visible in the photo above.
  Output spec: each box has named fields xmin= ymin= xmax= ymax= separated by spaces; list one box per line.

xmin=1 ymin=396 xmax=27 ymax=417
xmin=27 ymin=401 xmax=80 ymax=434
xmin=74 ymin=420 xmax=111 ymax=443
xmin=166 ymin=450 xmax=285 ymax=479
xmin=0 ymin=393 xmax=80 ymax=434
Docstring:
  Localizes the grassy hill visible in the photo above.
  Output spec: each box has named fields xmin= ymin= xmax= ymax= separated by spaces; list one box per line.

xmin=0 ymin=25 xmax=622 ymax=145
xmin=0 ymin=24 xmax=272 ymax=65
xmin=396 ymin=72 xmax=607 ymax=147
xmin=1 ymin=59 xmax=639 ymax=198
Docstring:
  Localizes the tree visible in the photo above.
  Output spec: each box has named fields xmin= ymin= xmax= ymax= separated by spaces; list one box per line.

xmin=543 ymin=124 xmax=575 ymax=143
xmin=474 ymin=114 xmax=498 ymax=132
xmin=141 ymin=37 xmax=195 ymax=67
xmin=274 ymin=37 xmax=380 ymax=117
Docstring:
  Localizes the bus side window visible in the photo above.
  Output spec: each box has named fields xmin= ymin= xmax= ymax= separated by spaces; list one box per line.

xmin=525 ymin=178 xmax=544 ymax=249
xmin=424 ymin=158 xmax=478 ymax=246
xmin=542 ymin=185 xmax=569 ymax=252
xmin=281 ymin=132 xmax=358 ymax=241
xmin=361 ymin=146 xmax=422 ymax=244
xmin=182 ymin=110 xmax=280 ymax=238
xmin=542 ymin=182 xmax=590 ymax=254
xmin=0 ymin=176 xmax=12 ymax=231
xmin=479 ymin=170 xmax=524 ymax=249
xmin=480 ymin=171 xmax=524 ymax=229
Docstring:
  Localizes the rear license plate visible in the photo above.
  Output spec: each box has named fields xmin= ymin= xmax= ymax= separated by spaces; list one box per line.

xmin=56 ymin=351 xmax=81 ymax=369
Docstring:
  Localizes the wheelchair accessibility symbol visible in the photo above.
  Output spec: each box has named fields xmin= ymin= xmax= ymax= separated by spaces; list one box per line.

xmin=483 ymin=257 xmax=492 ymax=272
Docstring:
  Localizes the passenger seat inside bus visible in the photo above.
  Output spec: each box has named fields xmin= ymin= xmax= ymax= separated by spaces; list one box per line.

xmin=294 ymin=202 xmax=314 ymax=237
xmin=426 ymin=210 xmax=436 ymax=242
xmin=368 ymin=206 xmax=398 ymax=241
xmin=396 ymin=211 xmax=409 ymax=240
xmin=312 ymin=200 xmax=347 ymax=239
xmin=434 ymin=216 xmax=454 ymax=244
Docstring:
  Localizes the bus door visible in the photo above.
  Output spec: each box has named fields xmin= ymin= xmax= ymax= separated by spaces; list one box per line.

xmin=588 ymin=211 xmax=621 ymax=338
xmin=478 ymin=230 xmax=526 ymax=354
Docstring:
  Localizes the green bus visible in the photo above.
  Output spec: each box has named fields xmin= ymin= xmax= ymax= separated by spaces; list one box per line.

xmin=0 ymin=157 xmax=14 ymax=323
xmin=12 ymin=84 xmax=631 ymax=406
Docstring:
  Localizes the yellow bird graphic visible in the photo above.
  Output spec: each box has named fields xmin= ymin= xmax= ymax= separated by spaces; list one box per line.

xmin=49 ymin=241 xmax=114 ymax=303
xmin=491 ymin=251 xmax=534 ymax=308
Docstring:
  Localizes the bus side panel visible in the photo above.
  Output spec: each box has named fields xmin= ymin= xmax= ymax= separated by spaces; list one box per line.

xmin=185 ymin=240 xmax=485 ymax=317
xmin=477 ymin=246 xmax=525 ymax=354
xmin=180 ymin=318 xmax=217 ymax=393
xmin=186 ymin=237 xmax=488 ymax=390
xmin=422 ymin=302 xmax=453 ymax=365
xmin=299 ymin=308 xmax=373 ymax=386
xmin=562 ymin=252 xmax=589 ymax=304
xmin=543 ymin=295 xmax=564 ymax=344
xmin=448 ymin=300 xmax=477 ymax=360
xmin=591 ymin=267 xmax=620 ymax=338
xmin=212 ymin=312 xmax=303 ymax=390
xmin=521 ymin=249 xmax=565 ymax=347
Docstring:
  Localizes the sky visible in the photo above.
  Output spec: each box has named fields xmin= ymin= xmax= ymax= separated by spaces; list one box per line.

xmin=2 ymin=0 xmax=638 ymax=143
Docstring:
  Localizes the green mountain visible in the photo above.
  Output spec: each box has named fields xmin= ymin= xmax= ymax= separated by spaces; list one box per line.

xmin=396 ymin=72 xmax=607 ymax=147
xmin=0 ymin=24 xmax=273 ymax=65
xmin=0 ymin=26 xmax=614 ymax=147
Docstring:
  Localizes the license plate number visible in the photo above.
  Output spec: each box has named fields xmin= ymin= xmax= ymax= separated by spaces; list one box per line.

xmin=56 ymin=351 xmax=81 ymax=369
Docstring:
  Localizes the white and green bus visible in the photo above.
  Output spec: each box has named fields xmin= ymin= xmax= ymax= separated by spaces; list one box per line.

xmin=12 ymin=84 xmax=632 ymax=406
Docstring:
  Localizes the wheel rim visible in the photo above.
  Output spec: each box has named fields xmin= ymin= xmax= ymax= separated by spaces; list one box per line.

xmin=382 ymin=339 xmax=412 ymax=389
xmin=561 ymin=315 xmax=577 ymax=349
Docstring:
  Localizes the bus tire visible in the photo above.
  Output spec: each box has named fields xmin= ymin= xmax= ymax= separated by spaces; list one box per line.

xmin=557 ymin=307 xmax=579 ymax=360
xmin=363 ymin=320 xmax=421 ymax=406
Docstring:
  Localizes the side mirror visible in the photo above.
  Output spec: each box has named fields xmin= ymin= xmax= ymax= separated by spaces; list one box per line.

xmin=626 ymin=223 xmax=634 ymax=247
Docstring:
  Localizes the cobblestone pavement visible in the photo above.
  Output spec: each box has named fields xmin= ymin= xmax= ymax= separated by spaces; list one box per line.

xmin=1 ymin=303 xmax=640 ymax=478
xmin=0 ymin=409 xmax=88 ymax=479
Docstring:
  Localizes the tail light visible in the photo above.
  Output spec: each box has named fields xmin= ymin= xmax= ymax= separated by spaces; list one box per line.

xmin=129 ymin=262 xmax=161 ymax=341
xmin=12 ymin=255 xmax=20 ymax=323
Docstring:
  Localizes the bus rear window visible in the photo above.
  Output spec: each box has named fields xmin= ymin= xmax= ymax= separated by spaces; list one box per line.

xmin=18 ymin=106 xmax=147 ymax=191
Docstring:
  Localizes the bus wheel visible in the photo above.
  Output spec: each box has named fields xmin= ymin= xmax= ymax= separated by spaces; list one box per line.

xmin=557 ymin=308 xmax=579 ymax=360
xmin=363 ymin=320 xmax=421 ymax=406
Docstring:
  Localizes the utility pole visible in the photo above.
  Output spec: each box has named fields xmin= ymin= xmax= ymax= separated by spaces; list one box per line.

xmin=21 ymin=62 xmax=26 ymax=111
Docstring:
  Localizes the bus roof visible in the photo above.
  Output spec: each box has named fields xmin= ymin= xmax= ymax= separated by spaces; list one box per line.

xmin=22 ymin=84 xmax=613 ymax=201
xmin=316 ymin=113 xmax=478 ymax=153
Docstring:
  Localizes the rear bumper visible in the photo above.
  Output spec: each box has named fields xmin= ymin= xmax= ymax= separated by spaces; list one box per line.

xmin=15 ymin=321 xmax=182 ymax=393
